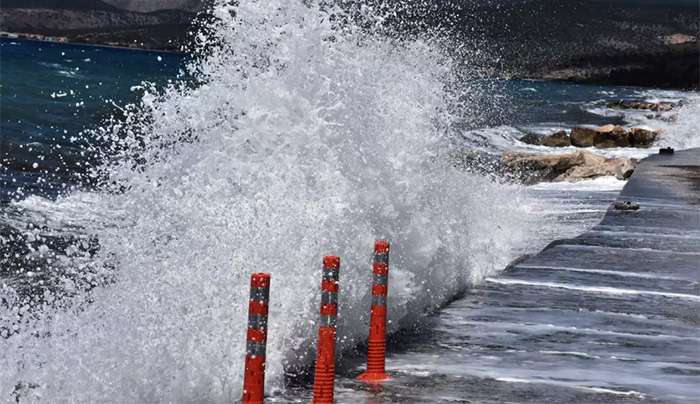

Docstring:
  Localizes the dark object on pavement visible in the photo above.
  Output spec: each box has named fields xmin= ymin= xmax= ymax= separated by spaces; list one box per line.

xmin=660 ymin=147 xmax=675 ymax=155
xmin=614 ymin=201 xmax=640 ymax=211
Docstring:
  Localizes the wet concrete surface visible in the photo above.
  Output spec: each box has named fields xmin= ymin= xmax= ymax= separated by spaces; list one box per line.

xmin=321 ymin=148 xmax=700 ymax=403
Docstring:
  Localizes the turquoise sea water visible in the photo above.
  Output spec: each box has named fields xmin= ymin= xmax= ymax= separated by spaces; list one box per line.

xmin=1 ymin=38 xmax=692 ymax=203
xmin=1 ymin=38 xmax=186 ymax=200
xmin=3 ymin=38 xmax=676 ymax=216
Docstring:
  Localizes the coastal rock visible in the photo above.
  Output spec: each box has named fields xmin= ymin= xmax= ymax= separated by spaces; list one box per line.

xmin=523 ymin=127 xmax=657 ymax=149
xmin=570 ymin=127 xmax=598 ymax=147
xmin=562 ymin=154 xmax=637 ymax=181
xmin=629 ymin=128 xmax=658 ymax=148
xmin=664 ymin=33 xmax=697 ymax=46
xmin=614 ymin=201 xmax=640 ymax=211
xmin=502 ymin=150 xmax=638 ymax=183
xmin=541 ymin=131 xmax=571 ymax=147
xmin=519 ymin=133 xmax=542 ymax=145
xmin=593 ymin=124 xmax=629 ymax=148
xmin=607 ymin=100 xmax=674 ymax=111
xmin=570 ymin=125 xmax=658 ymax=148
xmin=519 ymin=131 xmax=571 ymax=147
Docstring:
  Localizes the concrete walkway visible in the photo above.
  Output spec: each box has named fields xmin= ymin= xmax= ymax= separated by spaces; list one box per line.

xmin=452 ymin=148 xmax=700 ymax=402
xmin=330 ymin=148 xmax=700 ymax=403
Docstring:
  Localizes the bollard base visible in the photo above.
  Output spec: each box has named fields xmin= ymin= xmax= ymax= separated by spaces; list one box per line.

xmin=357 ymin=371 xmax=390 ymax=383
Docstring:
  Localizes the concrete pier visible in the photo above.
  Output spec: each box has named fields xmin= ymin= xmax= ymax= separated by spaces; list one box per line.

xmin=454 ymin=148 xmax=700 ymax=402
xmin=334 ymin=148 xmax=700 ymax=403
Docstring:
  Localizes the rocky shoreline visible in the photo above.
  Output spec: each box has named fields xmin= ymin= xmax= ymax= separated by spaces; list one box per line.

xmin=0 ymin=31 xmax=184 ymax=53
xmin=502 ymin=151 xmax=638 ymax=183
xmin=497 ymin=101 xmax=676 ymax=184
xmin=0 ymin=3 xmax=198 ymax=51
xmin=521 ymin=125 xmax=658 ymax=149
xmin=527 ymin=36 xmax=699 ymax=90
xmin=439 ymin=0 xmax=700 ymax=90
xmin=2 ymin=1 xmax=698 ymax=89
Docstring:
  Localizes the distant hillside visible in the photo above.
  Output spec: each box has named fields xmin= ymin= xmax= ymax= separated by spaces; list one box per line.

xmin=0 ymin=0 xmax=203 ymax=12
xmin=102 ymin=0 xmax=203 ymax=12
xmin=1 ymin=0 xmax=697 ymax=87
xmin=473 ymin=0 xmax=700 ymax=88
xmin=0 ymin=0 xmax=199 ymax=50
xmin=1 ymin=0 xmax=120 ymax=10
xmin=383 ymin=0 xmax=699 ymax=89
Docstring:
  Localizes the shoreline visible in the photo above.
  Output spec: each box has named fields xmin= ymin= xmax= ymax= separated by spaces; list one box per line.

xmin=0 ymin=32 xmax=186 ymax=55
xmin=4 ymin=31 xmax=696 ymax=91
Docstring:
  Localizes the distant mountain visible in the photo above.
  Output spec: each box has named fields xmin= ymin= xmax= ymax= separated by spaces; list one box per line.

xmin=0 ymin=0 xmax=203 ymax=12
xmin=475 ymin=0 xmax=699 ymax=88
xmin=1 ymin=0 xmax=697 ymax=87
xmin=384 ymin=0 xmax=698 ymax=88
xmin=0 ymin=0 xmax=199 ymax=50
xmin=1 ymin=0 xmax=121 ymax=11
xmin=590 ymin=0 xmax=698 ymax=5
xmin=101 ymin=0 xmax=203 ymax=12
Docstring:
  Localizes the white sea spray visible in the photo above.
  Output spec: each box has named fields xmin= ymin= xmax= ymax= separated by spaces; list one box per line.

xmin=0 ymin=1 xmax=560 ymax=402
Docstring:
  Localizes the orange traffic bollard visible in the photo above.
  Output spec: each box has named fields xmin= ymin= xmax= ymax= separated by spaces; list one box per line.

xmin=358 ymin=240 xmax=390 ymax=383
xmin=242 ymin=273 xmax=271 ymax=404
xmin=312 ymin=256 xmax=341 ymax=404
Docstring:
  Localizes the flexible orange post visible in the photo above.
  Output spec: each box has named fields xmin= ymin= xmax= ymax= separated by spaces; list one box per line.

xmin=312 ymin=256 xmax=341 ymax=404
xmin=242 ymin=273 xmax=271 ymax=404
xmin=358 ymin=240 xmax=390 ymax=383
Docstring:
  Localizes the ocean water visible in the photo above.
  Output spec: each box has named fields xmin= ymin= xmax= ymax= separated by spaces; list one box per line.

xmin=0 ymin=39 xmax=187 ymax=200
xmin=0 ymin=1 xmax=699 ymax=402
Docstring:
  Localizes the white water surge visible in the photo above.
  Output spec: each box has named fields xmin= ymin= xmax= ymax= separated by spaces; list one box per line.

xmin=1 ymin=1 xmax=567 ymax=402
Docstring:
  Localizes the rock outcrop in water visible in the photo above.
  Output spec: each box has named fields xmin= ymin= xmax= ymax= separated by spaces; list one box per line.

xmin=613 ymin=201 xmax=640 ymax=211
xmin=568 ymin=127 xmax=598 ymax=148
xmin=629 ymin=128 xmax=659 ymax=147
xmin=502 ymin=151 xmax=638 ymax=183
xmin=608 ymin=100 xmax=675 ymax=112
xmin=574 ymin=125 xmax=633 ymax=148
xmin=519 ymin=131 xmax=572 ymax=148
xmin=540 ymin=131 xmax=571 ymax=147
xmin=572 ymin=126 xmax=659 ymax=149
xmin=521 ymin=126 xmax=659 ymax=149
